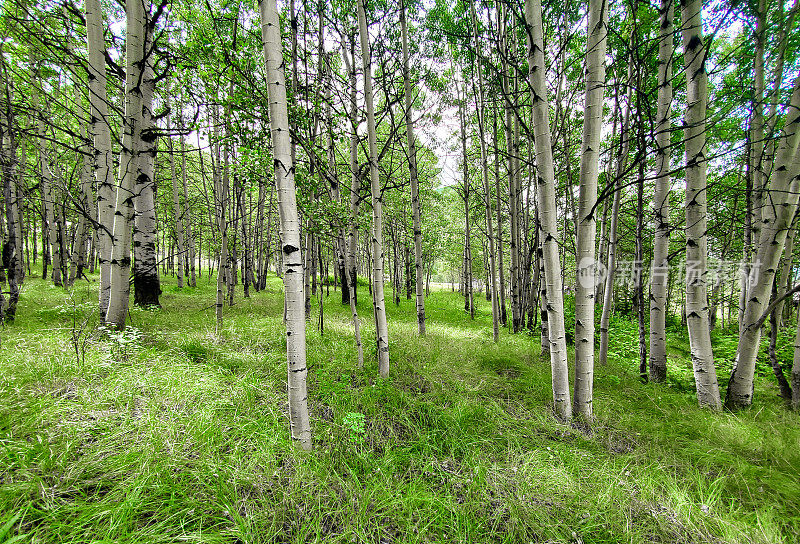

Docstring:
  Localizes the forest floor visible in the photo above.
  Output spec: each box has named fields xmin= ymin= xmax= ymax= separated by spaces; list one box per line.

xmin=0 ymin=267 xmax=798 ymax=543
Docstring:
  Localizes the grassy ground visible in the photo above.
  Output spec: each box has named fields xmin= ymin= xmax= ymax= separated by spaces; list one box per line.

xmin=0 ymin=266 xmax=798 ymax=543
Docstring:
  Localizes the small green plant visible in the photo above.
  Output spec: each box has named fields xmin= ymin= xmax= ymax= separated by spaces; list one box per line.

xmin=342 ymin=411 xmax=365 ymax=444
xmin=98 ymin=325 xmax=143 ymax=361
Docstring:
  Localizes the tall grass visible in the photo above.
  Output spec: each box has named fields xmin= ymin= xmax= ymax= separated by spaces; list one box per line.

xmin=0 ymin=267 xmax=797 ymax=543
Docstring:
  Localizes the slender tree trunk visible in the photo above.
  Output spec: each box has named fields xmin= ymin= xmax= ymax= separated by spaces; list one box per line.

xmin=258 ymin=0 xmax=312 ymax=450
xmin=106 ymin=0 xmax=145 ymax=329
xmin=470 ymin=3 xmax=500 ymax=342
xmin=649 ymin=0 xmax=673 ymax=383
xmin=682 ymin=0 xmax=722 ymax=409
xmin=212 ymin=103 xmax=229 ymax=334
xmin=573 ymin=0 xmax=608 ymax=418
xmin=341 ymin=37 xmax=364 ymax=367
xmin=169 ymin=97 xmax=185 ymax=289
xmin=526 ymin=0 xmax=571 ymax=420
xmin=1 ymin=119 xmax=21 ymax=321
xmin=180 ymin=125 xmax=197 ymax=287
xmin=401 ymin=0 xmax=426 ymax=335
xmin=726 ymin=71 xmax=800 ymax=409
xmin=599 ymin=78 xmax=631 ymax=366
xmin=493 ymin=108 xmax=508 ymax=327
xmin=358 ymin=0 xmax=390 ymax=377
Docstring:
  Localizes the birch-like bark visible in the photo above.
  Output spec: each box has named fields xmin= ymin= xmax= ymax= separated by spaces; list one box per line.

xmin=358 ymin=0 xmax=390 ymax=377
xmin=133 ymin=42 xmax=161 ymax=308
xmin=259 ymin=0 xmax=312 ymax=450
xmin=341 ymin=37 xmax=364 ymax=367
xmin=469 ymin=4 xmax=499 ymax=340
xmin=1 ymin=118 xmax=21 ymax=321
xmin=401 ymin=0 xmax=426 ymax=335
xmin=85 ymin=0 xmax=116 ymax=298
xmin=212 ymin=103 xmax=229 ymax=334
xmin=458 ymin=75 xmax=474 ymax=320
xmin=682 ymin=0 xmax=722 ymax=409
xmin=85 ymin=0 xmax=116 ymax=302
xmin=599 ymin=78 xmax=631 ymax=366
xmin=573 ymin=0 xmax=608 ymax=418
xmin=750 ymin=0 xmax=767 ymax=253
xmin=526 ymin=0 xmax=571 ymax=420
xmin=726 ymin=72 xmax=800 ymax=409
xmin=168 ymin=97 xmax=185 ymax=289
xmin=180 ymin=129 xmax=197 ymax=287
xmin=106 ymin=0 xmax=144 ymax=329
xmin=649 ymin=0 xmax=673 ymax=383
xmin=775 ymin=221 xmax=796 ymax=326
xmin=492 ymin=107 xmax=508 ymax=327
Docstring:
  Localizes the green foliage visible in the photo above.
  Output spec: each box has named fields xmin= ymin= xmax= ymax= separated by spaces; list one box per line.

xmin=0 ymin=264 xmax=797 ymax=543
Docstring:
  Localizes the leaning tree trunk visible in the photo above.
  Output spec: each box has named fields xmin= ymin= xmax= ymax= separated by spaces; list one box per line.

xmin=258 ymin=0 xmax=312 ymax=450
xmin=573 ymin=0 xmax=608 ymax=419
xmin=649 ymin=0 xmax=673 ymax=383
xmin=726 ymin=71 xmax=800 ymax=409
xmin=106 ymin=0 xmax=145 ymax=329
xmin=682 ymin=0 xmax=722 ymax=410
xmin=401 ymin=0 xmax=426 ymax=336
xmin=526 ymin=0 xmax=571 ymax=421
xmin=358 ymin=0 xmax=390 ymax=378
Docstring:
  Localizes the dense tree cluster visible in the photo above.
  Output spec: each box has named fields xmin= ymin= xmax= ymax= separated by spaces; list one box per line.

xmin=1 ymin=0 xmax=800 ymax=449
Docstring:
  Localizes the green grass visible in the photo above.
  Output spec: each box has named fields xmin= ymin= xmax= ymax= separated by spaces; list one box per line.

xmin=0 ymin=265 xmax=798 ymax=543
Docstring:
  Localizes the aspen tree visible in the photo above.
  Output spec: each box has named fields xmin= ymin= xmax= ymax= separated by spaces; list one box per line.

xmin=727 ymin=72 xmax=800 ymax=409
xmin=106 ymin=0 xmax=145 ymax=329
xmin=358 ymin=0 xmax=390 ymax=377
xmin=573 ymin=0 xmax=608 ymax=418
xmin=649 ymin=0 xmax=673 ymax=383
xmin=681 ymin=0 xmax=722 ymax=409
xmin=258 ymin=0 xmax=312 ymax=450
xmin=469 ymin=3 xmax=499 ymax=342
xmin=525 ymin=0 xmax=571 ymax=420
xmin=400 ymin=0 xmax=426 ymax=335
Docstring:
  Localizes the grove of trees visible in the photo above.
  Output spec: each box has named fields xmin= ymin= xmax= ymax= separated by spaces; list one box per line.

xmin=2 ymin=0 xmax=800 ymax=451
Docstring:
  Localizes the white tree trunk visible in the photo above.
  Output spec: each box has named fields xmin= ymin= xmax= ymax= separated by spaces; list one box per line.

xmin=132 ymin=41 xmax=161 ymax=308
xmin=469 ymin=3 xmax=499 ymax=342
xmin=526 ymin=0 xmax=571 ymax=421
xmin=649 ymin=0 xmax=673 ymax=383
xmin=258 ymin=0 xmax=312 ymax=450
xmin=573 ymin=0 xmax=608 ymax=419
xmin=681 ymin=0 xmax=722 ymax=409
xmin=726 ymin=71 xmax=800 ymax=409
xmin=85 ymin=0 xmax=114 ymax=314
xmin=168 ymin=97 xmax=185 ymax=289
xmin=106 ymin=0 xmax=145 ymax=329
xmin=358 ymin=0 xmax=390 ymax=377
xmin=401 ymin=0 xmax=426 ymax=336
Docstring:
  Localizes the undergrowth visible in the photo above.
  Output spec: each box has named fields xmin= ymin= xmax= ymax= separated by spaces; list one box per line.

xmin=0 ymin=266 xmax=797 ymax=543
